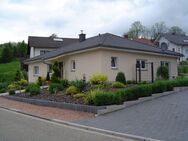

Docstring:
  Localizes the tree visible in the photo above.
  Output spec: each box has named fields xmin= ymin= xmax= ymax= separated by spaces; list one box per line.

xmin=51 ymin=61 xmax=61 ymax=83
xmin=126 ymin=21 xmax=145 ymax=39
xmin=169 ymin=26 xmax=185 ymax=35
xmin=150 ymin=22 xmax=168 ymax=40
xmin=1 ymin=46 xmax=13 ymax=63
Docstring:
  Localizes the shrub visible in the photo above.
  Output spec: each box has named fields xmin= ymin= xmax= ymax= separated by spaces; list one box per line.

xmin=26 ymin=83 xmax=40 ymax=96
xmin=0 ymin=82 xmax=8 ymax=90
xmin=51 ymin=61 xmax=61 ymax=83
xmin=127 ymin=80 xmax=132 ymax=84
xmin=70 ymin=80 xmax=86 ymax=92
xmin=60 ymin=79 xmax=69 ymax=88
xmin=115 ymin=72 xmax=126 ymax=84
xmin=8 ymin=83 xmax=18 ymax=90
xmin=84 ymin=89 xmax=99 ymax=105
xmin=9 ymin=89 xmax=15 ymax=95
xmin=89 ymin=73 xmax=108 ymax=85
xmin=157 ymin=66 xmax=169 ymax=80
xmin=15 ymin=70 xmax=22 ymax=81
xmin=66 ymin=86 xmax=77 ymax=95
xmin=36 ymin=76 xmax=45 ymax=86
xmin=18 ymin=79 xmax=28 ymax=87
xmin=49 ymin=83 xmax=62 ymax=93
xmin=112 ymin=82 xmax=125 ymax=88
xmin=73 ymin=93 xmax=85 ymax=99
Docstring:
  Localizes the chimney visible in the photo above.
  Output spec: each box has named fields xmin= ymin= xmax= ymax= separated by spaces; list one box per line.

xmin=79 ymin=30 xmax=86 ymax=42
xmin=123 ymin=34 xmax=128 ymax=39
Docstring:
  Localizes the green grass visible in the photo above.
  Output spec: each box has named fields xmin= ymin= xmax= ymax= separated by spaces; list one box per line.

xmin=0 ymin=60 xmax=20 ymax=83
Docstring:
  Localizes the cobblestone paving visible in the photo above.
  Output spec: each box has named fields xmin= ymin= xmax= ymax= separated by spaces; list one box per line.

xmin=76 ymin=90 xmax=188 ymax=141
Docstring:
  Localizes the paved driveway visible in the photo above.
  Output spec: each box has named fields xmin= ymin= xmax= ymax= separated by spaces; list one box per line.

xmin=75 ymin=89 xmax=188 ymax=141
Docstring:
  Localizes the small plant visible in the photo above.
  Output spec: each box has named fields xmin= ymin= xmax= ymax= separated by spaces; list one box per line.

xmin=9 ymin=89 xmax=15 ymax=95
xmin=26 ymin=83 xmax=40 ymax=96
xmin=60 ymin=79 xmax=69 ymax=88
xmin=49 ymin=83 xmax=62 ymax=93
xmin=70 ymin=80 xmax=86 ymax=92
xmin=73 ymin=93 xmax=85 ymax=99
xmin=115 ymin=72 xmax=126 ymax=84
xmin=66 ymin=86 xmax=77 ymax=95
xmin=36 ymin=76 xmax=45 ymax=86
xmin=112 ymin=82 xmax=125 ymax=88
xmin=18 ymin=79 xmax=28 ymax=86
xmin=157 ymin=66 xmax=169 ymax=80
xmin=89 ymin=73 xmax=108 ymax=85
xmin=84 ymin=89 xmax=99 ymax=105
xmin=127 ymin=80 xmax=132 ymax=84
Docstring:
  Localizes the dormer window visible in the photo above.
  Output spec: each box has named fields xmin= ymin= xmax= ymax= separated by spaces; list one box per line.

xmin=183 ymin=40 xmax=188 ymax=43
xmin=53 ymin=38 xmax=63 ymax=41
xmin=160 ymin=42 xmax=168 ymax=51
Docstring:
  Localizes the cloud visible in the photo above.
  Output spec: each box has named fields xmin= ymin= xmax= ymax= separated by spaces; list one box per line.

xmin=0 ymin=0 xmax=187 ymax=43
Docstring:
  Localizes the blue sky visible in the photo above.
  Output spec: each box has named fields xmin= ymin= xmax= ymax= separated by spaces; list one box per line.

xmin=0 ymin=0 xmax=187 ymax=43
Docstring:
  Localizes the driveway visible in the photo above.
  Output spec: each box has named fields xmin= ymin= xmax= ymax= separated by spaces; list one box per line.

xmin=75 ymin=89 xmax=188 ymax=141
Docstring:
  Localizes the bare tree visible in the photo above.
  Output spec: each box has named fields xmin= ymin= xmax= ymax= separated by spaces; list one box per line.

xmin=150 ymin=22 xmax=168 ymax=40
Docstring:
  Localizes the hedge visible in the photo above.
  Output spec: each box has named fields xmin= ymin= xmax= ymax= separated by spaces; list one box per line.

xmin=86 ymin=79 xmax=188 ymax=106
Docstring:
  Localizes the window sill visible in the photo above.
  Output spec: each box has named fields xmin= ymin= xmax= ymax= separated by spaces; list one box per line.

xmin=71 ymin=69 xmax=76 ymax=72
xmin=111 ymin=67 xmax=118 ymax=70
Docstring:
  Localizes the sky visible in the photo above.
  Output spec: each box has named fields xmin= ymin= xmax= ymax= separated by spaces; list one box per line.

xmin=0 ymin=0 xmax=187 ymax=43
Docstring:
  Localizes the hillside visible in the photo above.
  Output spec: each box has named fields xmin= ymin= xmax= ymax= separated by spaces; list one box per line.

xmin=0 ymin=60 xmax=20 ymax=82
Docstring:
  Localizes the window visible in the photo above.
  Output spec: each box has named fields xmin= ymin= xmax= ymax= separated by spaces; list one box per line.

xmin=71 ymin=60 xmax=76 ymax=71
xmin=40 ymin=50 xmax=50 ymax=55
xmin=136 ymin=60 xmax=146 ymax=69
xmin=172 ymin=48 xmax=175 ymax=52
xmin=111 ymin=57 xmax=118 ymax=69
xmin=34 ymin=66 xmax=39 ymax=75
xmin=47 ymin=64 xmax=52 ymax=73
xmin=161 ymin=61 xmax=169 ymax=67
xmin=186 ymin=49 xmax=188 ymax=53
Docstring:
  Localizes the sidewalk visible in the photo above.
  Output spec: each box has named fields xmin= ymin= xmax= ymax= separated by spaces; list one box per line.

xmin=0 ymin=97 xmax=94 ymax=121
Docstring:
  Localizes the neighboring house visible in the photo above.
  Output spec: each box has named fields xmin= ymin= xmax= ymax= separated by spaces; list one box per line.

xmin=134 ymin=38 xmax=155 ymax=46
xmin=28 ymin=35 xmax=79 ymax=58
xmin=25 ymin=33 xmax=182 ymax=83
xmin=158 ymin=33 xmax=188 ymax=61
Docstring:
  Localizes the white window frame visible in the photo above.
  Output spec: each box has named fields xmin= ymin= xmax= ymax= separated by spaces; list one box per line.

xmin=136 ymin=59 xmax=147 ymax=70
xmin=111 ymin=57 xmax=118 ymax=69
xmin=33 ymin=66 xmax=39 ymax=76
xmin=71 ymin=60 xmax=76 ymax=71
xmin=47 ymin=64 xmax=52 ymax=73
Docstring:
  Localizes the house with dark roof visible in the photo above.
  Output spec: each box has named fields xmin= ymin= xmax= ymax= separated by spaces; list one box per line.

xmin=28 ymin=34 xmax=78 ymax=58
xmin=158 ymin=33 xmax=188 ymax=61
xmin=25 ymin=33 xmax=182 ymax=83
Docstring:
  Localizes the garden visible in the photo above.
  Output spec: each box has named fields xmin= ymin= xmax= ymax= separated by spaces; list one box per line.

xmin=1 ymin=62 xmax=188 ymax=107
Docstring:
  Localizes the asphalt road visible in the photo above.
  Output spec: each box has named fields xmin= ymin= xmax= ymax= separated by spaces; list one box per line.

xmin=76 ymin=89 xmax=188 ymax=141
xmin=0 ymin=108 xmax=134 ymax=141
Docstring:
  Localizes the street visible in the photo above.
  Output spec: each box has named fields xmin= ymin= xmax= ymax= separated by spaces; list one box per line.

xmin=0 ymin=108 xmax=133 ymax=141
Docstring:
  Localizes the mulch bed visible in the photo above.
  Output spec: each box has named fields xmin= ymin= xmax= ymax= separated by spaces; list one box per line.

xmin=14 ymin=89 xmax=85 ymax=105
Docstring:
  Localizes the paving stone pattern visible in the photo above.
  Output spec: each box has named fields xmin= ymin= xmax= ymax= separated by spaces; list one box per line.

xmin=76 ymin=90 xmax=188 ymax=141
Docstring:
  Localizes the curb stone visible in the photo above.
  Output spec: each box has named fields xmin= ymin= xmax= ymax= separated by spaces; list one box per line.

xmin=0 ymin=106 xmax=161 ymax=141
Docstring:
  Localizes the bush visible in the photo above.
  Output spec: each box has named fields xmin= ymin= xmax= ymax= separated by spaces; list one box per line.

xmin=49 ymin=83 xmax=62 ymax=93
xmin=9 ymin=89 xmax=15 ymax=95
xmin=84 ymin=89 xmax=98 ymax=105
xmin=15 ymin=70 xmax=22 ymax=81
xmin=84 ymin=89 xmax=123 ymax=106
xmin=157 ymin=66 xmax=169 ymax=80
xmin=26 ymin=83 xmax=40 ymax=96
xmin=89 ymin=73 xmax=108 ymax=85
xmin=18 ymin=79 xmax=28 ymax=87
xmin=73 ymin=93 xmax=85 ymax=99
xmin=70 ymin=80 xmax=86 ymax=92
xmin=66 ymin=86 xmax=77 ymax=95
xmin=0 ymin=82 xmax=8 ymax=90
xmin=115 ymin=72 xmax=126 ymax=84
xmin=127 ymin=80 xmax=132 ymax=84
xmin=112 ymin=82 xmax=125 ymax=88
xmin=51 ymin=61 xmax=61 ymax=83
xmin=36 ymin=76 xmax=45 ymax=86
xmin=60 ymin=79 xmax=69 ymax=88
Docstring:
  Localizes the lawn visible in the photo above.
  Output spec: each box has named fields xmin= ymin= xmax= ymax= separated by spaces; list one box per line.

xmin=0 ymin=60 xmax=20 ymax=83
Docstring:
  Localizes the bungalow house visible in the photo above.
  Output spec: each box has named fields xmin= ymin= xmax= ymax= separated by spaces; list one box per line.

xmin=24 ymin=33 xmax=182 ymax=83
xmin=158 ymin=33 xmax=188 ymax=61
